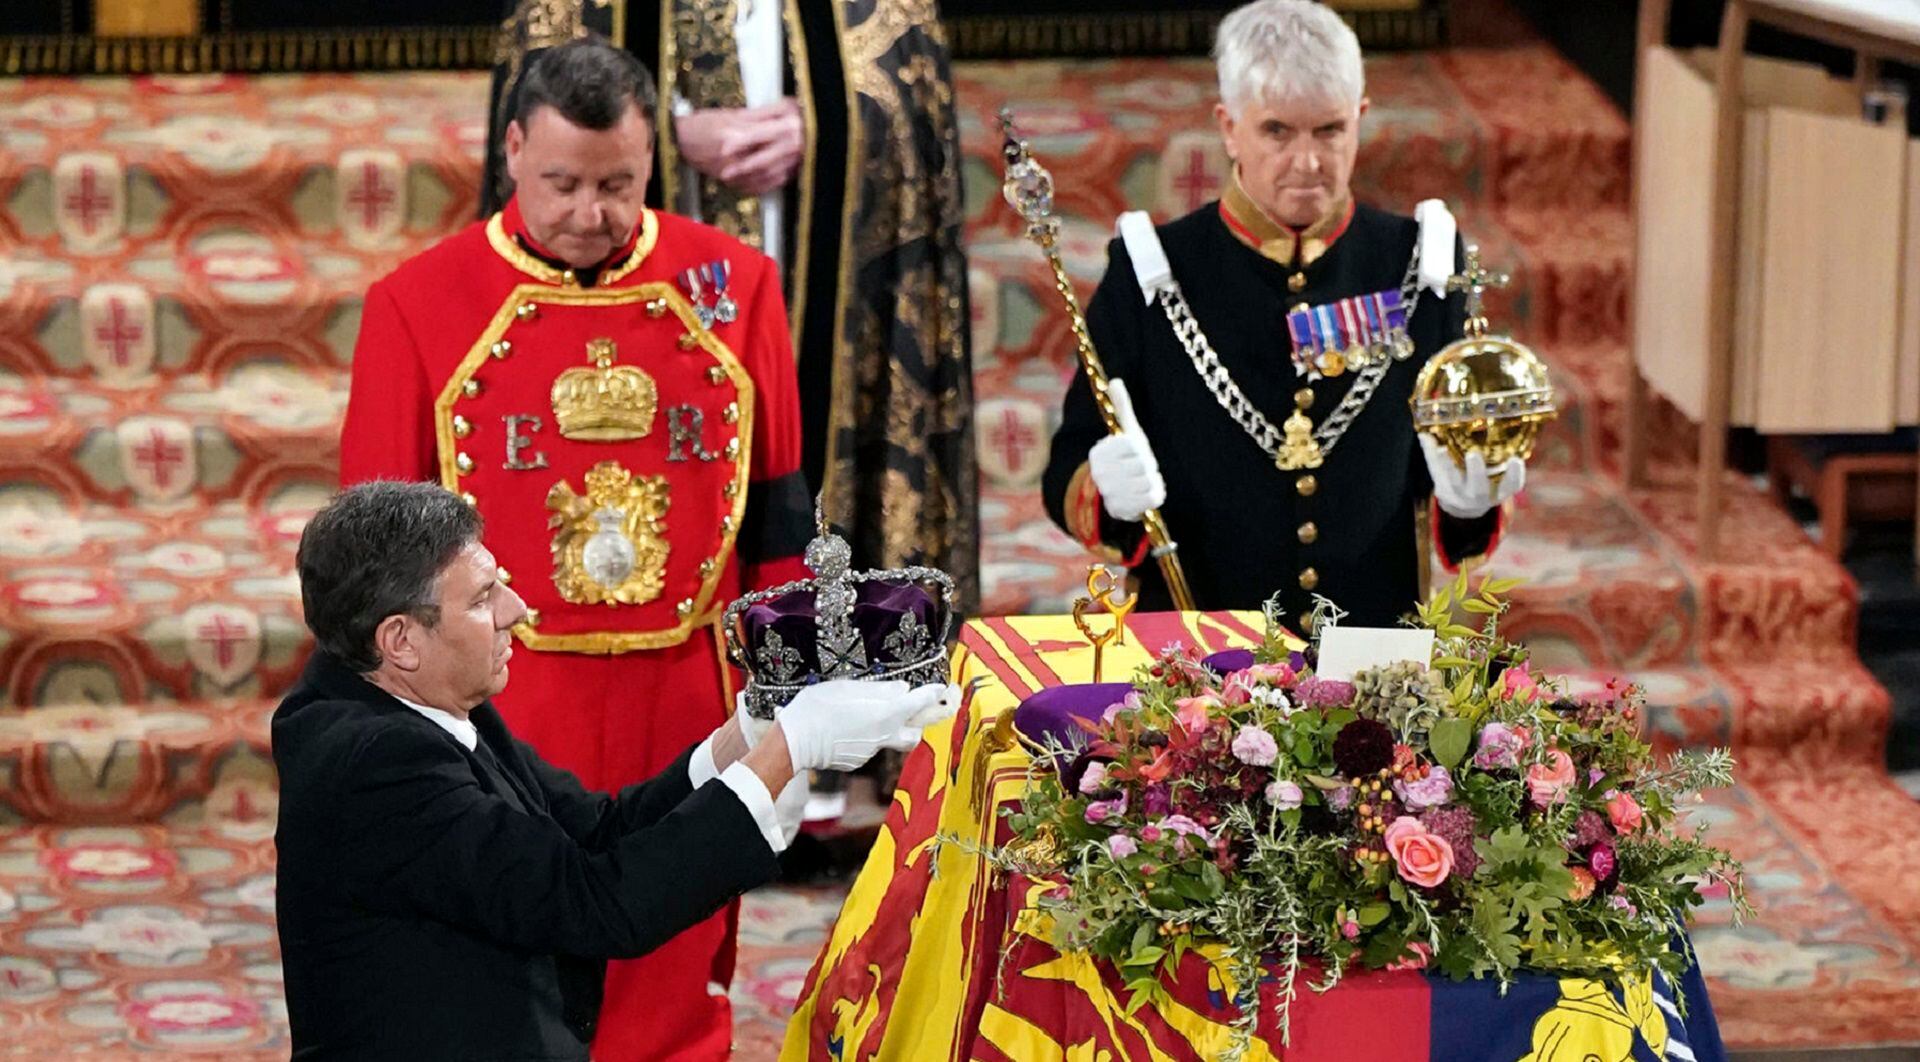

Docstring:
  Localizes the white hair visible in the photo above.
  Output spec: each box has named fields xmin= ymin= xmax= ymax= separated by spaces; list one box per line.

xmin=1214 ymin=0 xmax=1365 ymax=115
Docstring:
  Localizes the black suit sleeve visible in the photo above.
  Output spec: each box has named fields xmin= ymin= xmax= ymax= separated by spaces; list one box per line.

xmin=336 ymin=721 xmax=776 ymax=960
xmin=1041 ymin=236 xmax=1147 ymax=552
xmin=516 ymin=738 xmax=701 ymax=850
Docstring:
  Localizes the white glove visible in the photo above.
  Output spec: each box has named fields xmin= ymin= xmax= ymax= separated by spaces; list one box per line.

xmin=776 ymin=680 xmax=959 ymax=772
xmin=734 ymin=693 xmax=775 ymax=750
xmin=1087 ymin=378 xmax=1166 ymax=522
xmin=1421 ymin=435 xmax=1525 ymax=519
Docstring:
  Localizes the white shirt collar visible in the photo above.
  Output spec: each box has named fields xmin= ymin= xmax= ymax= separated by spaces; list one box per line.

xmin=394 ymin=695 xmax=478 ymax=752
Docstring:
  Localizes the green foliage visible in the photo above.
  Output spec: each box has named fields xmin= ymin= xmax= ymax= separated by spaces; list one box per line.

xmin=971 ymin=577 xmax=1748 ymax=1050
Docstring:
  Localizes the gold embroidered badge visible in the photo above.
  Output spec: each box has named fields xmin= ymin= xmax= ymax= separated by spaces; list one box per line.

xmin=546 ymin=461 xmax=672 ymax=605
xmin=550 ymin=338 xmax=657 ymax=442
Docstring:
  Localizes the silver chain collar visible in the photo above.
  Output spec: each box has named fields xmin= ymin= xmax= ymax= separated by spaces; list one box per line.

xmin=1155 ymin=246 xmax=1424 ymax=462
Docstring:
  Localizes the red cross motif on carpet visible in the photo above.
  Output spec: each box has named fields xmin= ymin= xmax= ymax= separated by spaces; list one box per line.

xmin=183 ymin=604 xmax=262 ymax=687
xmin=337 ymin=148 xmax=405 ymax=247
xmin=53 ymin=153 xmax=124 ymax=248
xmin=81 ymin=284 xmax=155 ymax=379
xmin=116 ymin=417 xmax=196 ymax=502
xmin=66 ymin=170 xmax=111 ymax=234
xmin=1161 ymin=132 xmax=1226 ymax=216
xmin=978 ymin=398 xmax=1047 ymax=486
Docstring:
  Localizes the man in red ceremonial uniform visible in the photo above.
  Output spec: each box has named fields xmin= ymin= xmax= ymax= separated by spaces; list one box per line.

xmin=339 ymin=39 xmax=812 ymax=1061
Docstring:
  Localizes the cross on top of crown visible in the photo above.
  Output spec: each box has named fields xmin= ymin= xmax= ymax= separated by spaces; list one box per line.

xmin=1445 ymin=244 xmax=1510 ymax=338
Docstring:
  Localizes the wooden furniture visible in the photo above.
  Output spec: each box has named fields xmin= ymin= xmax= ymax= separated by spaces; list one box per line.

xmin=1625 ymin=0 xmax=1920 ymax=561
xmin=1766 ymin=432 xmax=1920 ymax=558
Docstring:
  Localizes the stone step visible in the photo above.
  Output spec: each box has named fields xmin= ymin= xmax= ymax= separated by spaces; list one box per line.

xmin=952 ymin=44 xmax=1632 ymax=245
xmin=0 ymin=226 xmax=414 ymax=383
xmin=0 ymin=822 xmax=284 ymax=1051
xmin=0 ymin=370 xmax=344 ymax=508
xmin=0 ymin=497 xmax=311 ymax=712
xmin=1490 ymin=467 xmax=1865 ymax=669
xmin=0 ymin=71 xmax=484 ymax=252
xmin=0 ymin=702 xmax=276 ymax=825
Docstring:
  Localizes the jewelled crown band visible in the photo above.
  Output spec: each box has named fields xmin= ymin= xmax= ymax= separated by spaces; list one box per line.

xmin=723 ymin=504 xmax=958 ymax=719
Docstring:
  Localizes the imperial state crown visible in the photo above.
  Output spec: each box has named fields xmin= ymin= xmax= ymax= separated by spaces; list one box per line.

xmin=724 ymin=506 xmax=958 ymax=720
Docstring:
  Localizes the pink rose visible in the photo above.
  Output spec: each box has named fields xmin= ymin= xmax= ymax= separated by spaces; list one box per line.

xmin=1084 ymin=793 xmax=1127 ymax=824
xmin=1247 ymin=663 xmax=1296 ymax=686
xmin=1472 ymin=723 xmax=1525 ymax=770
xmin=1606 ymin=790 xmax=1644 ymax=833
xmin=1385 ymin=817 xmax=1455 ymax=888
xmin=1265 ymin=780 xmax=1303 ymax=810
xmin=1502 ymin=662 xmax=1539 ymax=701
xmin=1174 ymin=695 xmax=1220 ymax=735
xmin=1231 ymin=724 xmax=1279 ymax=766
xmin=1383 ymin=815 xmax=1426 ymax=852
xmin=1108 ymin=834 xmax=1138 ymax=859
xmin=1077 ymin=761 xmax=1111 ymax=796
xmin=1386 ymin=941 xmax=1433 ymax=971
xmin=1141 ymin=825 xmax=1163 ymax=843
xmin=1526 ymin=749 xmax=1577 ymax=808
xmin=1221 ymin=672 xmax=1255 ymax=706
xmin=1154 ymin=814 xmax=1214 ymax=845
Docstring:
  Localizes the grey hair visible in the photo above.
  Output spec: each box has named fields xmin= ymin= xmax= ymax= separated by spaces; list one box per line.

xmin=1214 ymin=0 xmax=1365 ymax=116
xmin=296 ymin=481 xmax=483 ymax=674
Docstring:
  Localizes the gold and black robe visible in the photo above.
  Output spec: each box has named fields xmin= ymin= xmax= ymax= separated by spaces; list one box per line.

xmin=484 ymin=0 xmax=980 ymax=610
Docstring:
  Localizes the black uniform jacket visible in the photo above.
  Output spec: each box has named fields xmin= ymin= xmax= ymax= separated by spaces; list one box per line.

xmin=272 ymin=651 xmax=779 ymax=1060
xmin=1042 ymin=197 xmax=1497 ymax=626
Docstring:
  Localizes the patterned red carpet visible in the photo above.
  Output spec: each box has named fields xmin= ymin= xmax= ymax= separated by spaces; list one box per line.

xmin=1 ymin=4 xmax=1916 ymax=1055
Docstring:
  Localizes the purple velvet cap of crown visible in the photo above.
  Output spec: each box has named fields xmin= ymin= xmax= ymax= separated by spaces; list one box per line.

xmin=1203 ymin=649 xmax=1257 ymax=676
xmin=739 ymin=579 xmax=939 ymax=672
xmin=1012 ymin=683 xmax=1134 ymax=753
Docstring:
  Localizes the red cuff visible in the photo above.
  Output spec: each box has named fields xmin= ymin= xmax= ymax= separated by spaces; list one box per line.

xmin=1433 ymin=499 xmax=1506 ymax=572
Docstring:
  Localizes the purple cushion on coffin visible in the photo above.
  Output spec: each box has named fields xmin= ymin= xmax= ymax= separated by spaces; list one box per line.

xmin=1012 ymin=683 xmax=1135 ymax=752
xmin=739 ymin=580 xmax=937 ymax=674
xmin=1203 ymin=649 xmax=1256 ymax=676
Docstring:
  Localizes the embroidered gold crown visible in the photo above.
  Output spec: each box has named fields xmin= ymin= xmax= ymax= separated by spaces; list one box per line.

xmin=550 ymin=338 xmax=658 ymax=442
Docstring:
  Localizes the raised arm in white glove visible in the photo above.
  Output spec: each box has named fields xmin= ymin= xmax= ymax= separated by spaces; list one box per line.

xmin=776 ymin=680 xmax=959 ymax=773
xmin=1420 ymin=435 xmax=1526 ymax=519
xmin=1086 ymin=378 xmax=1166 ymax=522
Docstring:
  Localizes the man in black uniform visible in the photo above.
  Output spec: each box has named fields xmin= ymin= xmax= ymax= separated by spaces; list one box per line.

xmin=1042 ymin=0 xmax=1525 ymax=626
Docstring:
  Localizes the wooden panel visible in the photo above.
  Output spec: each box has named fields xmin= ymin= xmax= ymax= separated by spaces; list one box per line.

xmin=1752 ymin=106 xmax=1907 ymax=431
xmin=1733 ymin=108 xmax=1771 ymax=424
xmin=1900 ymin=138 xmax=1920 ymax=426
xmin=1634 ymin=47 xmax=1718 ymax=422
xmin=93 ymin=0 xmax=198 ymax=36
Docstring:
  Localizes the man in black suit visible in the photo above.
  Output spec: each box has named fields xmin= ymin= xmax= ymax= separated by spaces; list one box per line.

xmin=273 ymin=481 xmax=951 ymax=1060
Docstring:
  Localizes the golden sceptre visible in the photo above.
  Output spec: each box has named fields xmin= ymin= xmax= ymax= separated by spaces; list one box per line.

xmin=998 ymin=108 xmax=1196 ymax=612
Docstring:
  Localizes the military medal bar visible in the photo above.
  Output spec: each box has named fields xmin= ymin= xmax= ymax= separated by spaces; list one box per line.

xmin=678 ymin=259 xmax=739 ymax=331
xmin=1286 ymin=289 xmax=1413 ymax=379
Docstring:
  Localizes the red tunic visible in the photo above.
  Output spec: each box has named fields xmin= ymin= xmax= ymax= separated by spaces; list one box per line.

xmin=340 ymin=198 xmax=810 ymax=1061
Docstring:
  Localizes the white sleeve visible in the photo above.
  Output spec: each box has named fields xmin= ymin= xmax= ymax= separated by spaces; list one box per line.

xmin=717 ymin=761 xmax=789 ymax=854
